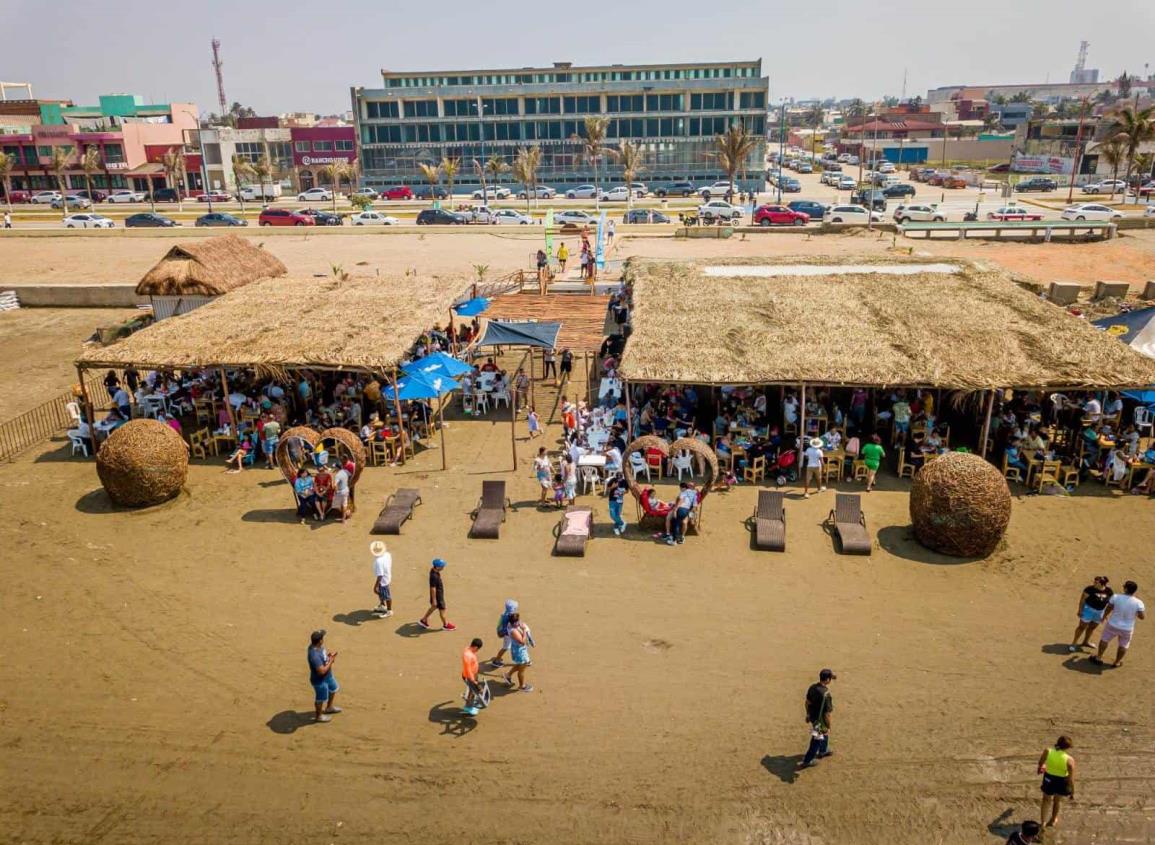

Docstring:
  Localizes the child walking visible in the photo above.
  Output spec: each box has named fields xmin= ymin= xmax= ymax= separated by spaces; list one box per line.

xmin=527 ymin=407 xmax=541 ymax=439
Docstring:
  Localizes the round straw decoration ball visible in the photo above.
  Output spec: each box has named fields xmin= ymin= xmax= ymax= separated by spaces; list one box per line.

xmin=909 ymin=452 xmax=1011 ymax=557
xmin=275 ymin=426 xmax=321 ymax=484
xmin=320 ymin=427 xmax=365 ymax=484
xmin=95 ymin=419 xmax=188 ymax=507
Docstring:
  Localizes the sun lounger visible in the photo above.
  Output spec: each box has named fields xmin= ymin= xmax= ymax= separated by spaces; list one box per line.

xmin=827 ymin=493 xmax=872 ymax=555
xmin=554 ymin=506 xmax=593 ymax=556
xmin=469 ymin=480 xmax=510 ymax=539
xmin=371 ymin=488 xmax=422 ymax=535
xmin=753 ymin=490 xmax=786 ymax=551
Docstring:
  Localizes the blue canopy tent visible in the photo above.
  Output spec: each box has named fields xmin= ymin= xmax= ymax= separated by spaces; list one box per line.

xmin=383 ymin=370 xmax=460 ymax=470
xmin=453 ymin=297 xmax=491 ymax=318
xmin=403 ymin=351 xmax=473 ymax=380
xmin=1094 ymin=307 xmax=1155 ymax=415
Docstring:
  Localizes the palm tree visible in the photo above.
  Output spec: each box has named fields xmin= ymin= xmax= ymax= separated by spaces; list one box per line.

xmin=511 ymin=146 xmax=541 ymax=216
xmin=484 ymin=154 xmax=508 ymax=197
xmin=321 ymin=159 xmax=353 ymax=212
xmin=616 ymin=141 xmax=645 ymax=213
xmin=161 ymin=147 xmax=186 ymax=212
xmin=441 ymin=156 xmax=460 ymax=203
xmin=0 ymin=151 xmax=16 ymax=216
xmin=1031 ymin=102 xmax=1050 ymax=120
xmin=804 ymin=104 xmax=825 ymax=163
xmin=417 ymin=161 xmax=442 ymax=205
xmin=231 ymin=154 xmax=256 ymax=217
xmin=80 ymin=147 xmax=102 ymax=206
xmin=844 ymin=98 xmax=866 ymax=120
xmin=574 ymin=116 xmax=612 ymax=210
xmin=48 ymin=147 xmax=73 ymax=221
xmin=1097 ymin=136 xmax=1127 ymax=200
xmin=251 ymin=155 xmax=275 ymax=205
xmin=712 ymin=122 xmax=760 ymax=200
xmin=1107 ymin=105 xmax=1155 ymax=203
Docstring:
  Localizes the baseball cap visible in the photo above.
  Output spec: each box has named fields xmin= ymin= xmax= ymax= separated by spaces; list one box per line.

xmin=819 ymin=668 xmax=837 ymax=681
xmin=310 ymin=629 xmax=326 ymax=644
xmin=432 ymin=558 xmax=447 ymax=569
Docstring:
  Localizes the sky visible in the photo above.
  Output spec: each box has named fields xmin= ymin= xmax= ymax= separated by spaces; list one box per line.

xmin=5 ymin=0 xmax=1153 ymax=114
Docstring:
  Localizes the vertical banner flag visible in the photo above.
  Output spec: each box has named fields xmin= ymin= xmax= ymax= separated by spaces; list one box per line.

xmin=544 ymin=209 xmax=554 ymax=258
xmin=595 ymin=210 xmax=607 ymax=271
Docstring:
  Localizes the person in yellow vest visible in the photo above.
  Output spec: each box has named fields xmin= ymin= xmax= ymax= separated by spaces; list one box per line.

xmin=1036 ymin=735 xmax=1075 ymax=829
xmin=557 ymin=242 xmax=569 ymax=273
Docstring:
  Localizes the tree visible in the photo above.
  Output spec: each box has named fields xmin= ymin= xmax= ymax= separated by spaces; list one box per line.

xmin=1117 ymin=72 xmax=1133 ymax=100
xmin=1107 ymin=105 xmax=1155 ymax=203
xmin=1097 ymin=136 xmax=1127 ymax=200
xmin=48 ymin=147 xmax=73 ymax=221
xmin=0 ymin=151 xmax=14 ymax=215
xmin=844 ymin=98 xmax=866 ymax=120
xmin=441 ymin=156 xmax=460 ymax=202
xmin=1031 ymin=102 xmax=1051 ymax=120
xmin=574 ymin=116 xmax=612 ymax=211
xmin=616 ymin=141 xmax=645 ymax=213
xmin=417 ymin=161 xmax=442 ymax=205
xmin=804 ymin=104 xmax=825 ymax=163
xmin=321 ymin=159 xmax=353 ymax=212
xmin=511 ymin=146 xmax=541 ymax=216
xmin=252 ymin=155 xmax=275 ymax=205
xmin=484 ymin=154 xmax=509 ymax=190
xmin=231 ymin=154 xmax=255 ymax=216
xmin=161 ymin=147 xmax=186 ymax=211
xmin=1010 ymin=91 xmax=1033 ymax=103
xmin=80 ymin=147 xmax=102 ymax=205
xmin=712 ymin=122 xmax=760 ymax=199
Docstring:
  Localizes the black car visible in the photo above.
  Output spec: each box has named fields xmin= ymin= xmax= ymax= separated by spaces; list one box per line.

xmin=779 ymin=178 xmax=802 ymax=193
xmin=1015 ymin=177 xmax=1057 ymax=192
xmin=195 ymin=212 xmax=246 ymax=227
xmin=851 ymin=190 xmax=888 ymax=211
xmin=882 ymin=183 xmax=916 ymax=198
xmin=299 ymin=208 xmax=344 ymax=226
xmin=152 ymin=188 xmax=185 ymax=202
xmin=653 ymin=180 xmax=697 ymax=197
xmin=787 ymin=200 xmax=827 ymax=220
xmin=412 ymin=185 xmax=449 ymax=199
xmin=821 ymin=161 xmax=842 ymax=172
xmin=125 ymin=212 xmax=178 ymax=228
xmin=623 ymin=209 xmax=671 ymax=224
xmin=72 ymin=188 xmax=107 ymax=202
xmin=415 ymin=208 xmax=466 ymax=225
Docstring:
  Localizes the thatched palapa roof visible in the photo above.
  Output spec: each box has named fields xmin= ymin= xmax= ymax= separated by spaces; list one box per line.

xmin=82 ymin=274 xmax=469 ymax=373
xmin=135 ymin=234 xmax=287 ymax=297
xmin=618 ymin=258 xmax=1155 ymax=389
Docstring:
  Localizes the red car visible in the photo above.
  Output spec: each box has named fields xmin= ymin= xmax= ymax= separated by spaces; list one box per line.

xmin=753 ymin=204 xmax=809 ymax=226
xmin=1 ymin=189 xmax=32 ymax=203
xmin=196 ymin=190 xmax=231 ymax=202
xmin=258 ymin=208 xmax=315 ymax=226
xmin=381 ymin=185 xmax=414 ymax=200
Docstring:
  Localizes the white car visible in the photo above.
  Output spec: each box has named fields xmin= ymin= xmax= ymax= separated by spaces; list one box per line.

xmin=298 ymin=188 xmax=333 ymax=202
xmin=1145 ymin=204 xmax=1155 ymax=218
xmin=629 ymin=182 xmax=648 ymax=197
xmin=351 ymin=187 xmax=379 ymax=200
xmin=492 ymin=209 xmax=533 ymax=225
xmin=63 ymin=213 xmax=115 ymax=229
xmin=846 ymin=155 xmax=860 ymax=165
xmin=697 ymin=200 xmax=743 ymax=222
xmin=820 ymin=171 xmax=841 ymax=186
xmin=107 ymin=190 xmax=146 ymax=203
xmin=565 ymin=184 xmax=600 ymax=199
xmin=836 ymin=153 xmax=852 ymax=163
xmin=30 ymin=191 xmax=62 ymax=204
xmin=472 ymin=186 xmax=512 ymax=200
xmin=516 ymin=186 xmax=556 ymax=199
xmin=893 ymin=204 xmax=945 ymax=223
xmin=554 ymin=210 xmax=595 ymax=226
xmin=1081 ymin=179 xmax=1126 ymax=194
xmin=601 ymin=186 xmax=633 ymax=202
xmin=1060 ymin=203 xmax=1123 ymax=222
xmin=698 ymin=181 xmax=736 ymax=199
xmin=349 ymin=210 xmax=399 ymax=226
xmin=823 ymin=205 xmax=882 ymax=224
xmin=878 ymin=162 xmax=896 ymax=173
xmin=835 ymin=176 xmax=857 ymax=190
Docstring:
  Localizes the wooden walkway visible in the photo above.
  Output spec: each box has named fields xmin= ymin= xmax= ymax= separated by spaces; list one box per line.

xmin=484 ymin=293 xmax=611 ymax=352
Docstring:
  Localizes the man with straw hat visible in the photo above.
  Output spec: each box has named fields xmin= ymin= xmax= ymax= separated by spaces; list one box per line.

xmin=802 ymin=438 xmax=826 ymax=499
xmin=371 ymin=541 xmax=392 ymax=617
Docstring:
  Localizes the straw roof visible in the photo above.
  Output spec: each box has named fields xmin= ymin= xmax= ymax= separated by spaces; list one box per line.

xmin=134 ymin=235 xmax=287 ymax=296
xmin=482 ymin=293 xmax=611 ymax=352
xmin=619 ymin=258 xmax=1155 ymax=389
xmin=82 ymin=273 xmax=470 ymax=373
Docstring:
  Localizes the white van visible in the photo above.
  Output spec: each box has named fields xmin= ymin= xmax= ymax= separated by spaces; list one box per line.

xmin=238 ymin=184 xmax=283 ymax=201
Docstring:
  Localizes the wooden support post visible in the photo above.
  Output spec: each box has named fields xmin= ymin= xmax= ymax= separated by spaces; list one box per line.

xmin=389 ymin=368 xmax=406 ymax=466
xmin=76 ymin=365 xmax=97 ymax=454
xmin=624 ymin=379 xmax=633 ymax=439
xmin=528 ymin=346 xmax=535 ymax=408
xmin=798 ymin=383 xmax=807 ymax=461
xmin=218 ymin=367 xmax=239 ymax=435
xmin=438 ymin=397 xmax=447 ymax=471
xmin=585 ymin=351 xmax=593 ymax=407
xmin=510 ymin=364 xmax=518 ymax=472
xmin=979 ymin=389 xmax=995 ymax=460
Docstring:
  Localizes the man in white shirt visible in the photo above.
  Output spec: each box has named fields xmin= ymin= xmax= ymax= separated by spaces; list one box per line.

xmin=371 ymin=541 xmax=393 ymax=617
xmin=1083 ymin=396 xmax=1102 ymax=422
xmin=784 ymin=394 xmax=799 ymax=426
xmin=802 ymin=438 xmax=826 ymax=498
xmin=1094 ymin=580 xmax=1145 ymax=667
xmin=112 ymin=387 xmax=132 ymax=418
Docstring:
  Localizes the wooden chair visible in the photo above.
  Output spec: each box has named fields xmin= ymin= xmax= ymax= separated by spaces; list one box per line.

xmin=852 ymin=459 xmax=869 ymax=481
xmin=743 ymin=455 xmax=766 ymax=484
xmin=188 ymin=428 xmax=212 ymax=460
xmin=751 ymin=490 xmax=786 ymax=552
xmin=1001 ymin=454 xmax=1022 ymax=484
xmin=897 ymin=448 xmax=915 ymax=479
xmin=822 ymin=455 xmax=843 ymax=483
xmin=1033 ymin=460 xmax=1062 ymax=492
xmin=825 ymin=493 xmax=872 ymax=555
xmin=1060 ymin=464 xmax=1080 ymax=489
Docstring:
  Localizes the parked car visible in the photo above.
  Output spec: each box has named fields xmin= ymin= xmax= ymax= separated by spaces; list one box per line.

xmin=62 ymin=213 xmax=115 ymax=229
xmin=1015 ymin=177 xmax=1057 ymax=192
xmin=835 ymin=175 xmax=857 ymax=190
xmin=517 ymin=185 xmax=557 ymax=199
xmin=30 ymin=191 xmax=62 ymax=204
xmin=1 ymin=189 xmax=32 ymax=203
xmin=787 ymin=200 xmax=826 ymax=220
xmin=195 ymin=212 xmax=247 ymax=226
xmin=629 ymin=182 xmax=648 ymax=197
xmin=415 ymin=208 xmax=465 ymax=225
xmin=796 ymin=162 xmax=814 ymax=174
xmin=753 ymin=204 xmax=809 ymax=226
xmin=258 ymin=208 xmax=315 ymax=226
xmin=72 ymin=188 xmax=107 ymax=203
xmin=878 ymin=161 xmax=896 ymax=174
xmin=125 ymin=212 xmax=178 ymax=227
xmin=1082 ymin=179 xmax=1127 ymax=194
xmin=697 ymin=200 xmax=743 ymax=222
xmin=850 ymin=190 xmax=887 ymax=211
xmin=349 ymin=210 xmax=400 ymax=225
xmin=820 ymin=171 xmax=840 ymax=186
xmin=821 ymin=161 xmax=842 ymax=173
xmin=381 ymin=185 xmax=414 ymax=200
xmin=297 ymin=187 xmax=333 ymax=202
xmin=836 ymin=153 xmax=852 ymax=163
xmin=1060 ymin=203 xmax=1124 ymax=222
xmin=106 ymin=190 xmax=146 ymax=203
xmin=298 ymin=208 xmax=344 ymax=226
xmin=492 ymin=209 xmax=533 ymax=225
xmin=413 ymin=185 xmax=450 ymax=199
xmin=1145 ymin=204 xmax=1155 ymax=217
xmin=653 ymin=180 xmax=697 ymax=198
xmin=882 ymin=183 xmax=917 ymax=198
xmin=942 ymin=176 xmax=968 ymax=189
xmin=51 ymin=195 xmax=91 ymax=209
xmin=151 ymin=187 xmax=185 ymax=202
xmin=698 ymin=180 xmax=736 ymax=199
xmin=472 ymin=185 xmax=511 ymax=200
xmin=1131 ymin=181 xmax=1155 ymax=199
xmin=237 ymin=184 xmax=282 ymax=201
xmin=196 ymin=190 xmax=232 ymax=203
xmin=564 ymin=184 xmax=601 ymax=200
xmin=893 ymin=204 xmax=945 ymax=223
xmin=986 ymin=205 xmax=1043 ymax=221
xmin=350 ymin=187 xmax=379 ymax=200
xmin=554 ymin=209 xmax=596 ymax=227
xmin=779 ymin=178 xmax=802 ymax=193
xmin=822 ymin=205 xmax=882 ymax=224
xmin=623 ymin=209 xmax=671 ymax=224
xmin=845 ymin=155 xmax=860 ymax=165
xmin=466 ymin=205 xmax=498 ymax=224
xmin=601 ymin=186 xmax=633 ymax=202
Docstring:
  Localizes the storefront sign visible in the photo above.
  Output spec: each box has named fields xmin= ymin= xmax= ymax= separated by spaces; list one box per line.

xmin=106 ymin=162 xmax=129 ymax=170
xmin=300 ymin=154 xmax=353 ymax=166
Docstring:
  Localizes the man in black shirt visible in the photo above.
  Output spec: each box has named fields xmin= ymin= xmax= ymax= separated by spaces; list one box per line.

xmin=418 ymin=558 xmax=456 ymax=631
xmin=1006 ymin=820 xmax=1041 ymax=843
xmin=799 ymin=668 xmax=836 ymax=769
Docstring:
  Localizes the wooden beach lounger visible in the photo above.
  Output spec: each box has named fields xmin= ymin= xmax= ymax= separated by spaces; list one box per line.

xmin=469 ymin=480 xmax=510 ymax=539
xmin=826 ymin=493 xmax=872 ymax=555
xmin=753 ymin=490 xmax=786 ymax=552
xmin=554 ymin=506 xmax=593 ymax=556
xmin=371 ymin=488 xmax=422 ymax=535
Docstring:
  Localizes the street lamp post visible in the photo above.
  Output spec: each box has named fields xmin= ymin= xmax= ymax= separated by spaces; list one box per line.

xmin=776 ymin=99 xmax=787 ymax=203
xmin=196 ymin=125 xmax=213 ymax=213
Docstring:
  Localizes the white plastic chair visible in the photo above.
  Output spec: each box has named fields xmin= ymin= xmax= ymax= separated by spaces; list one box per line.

xmin=672 ymin=450 xmax=694 ymax=480
xmin=580 ymin=466 xmax=602 ymax=495
xmin=492 ymin=387 xmax=510 ymax=409
xmin=66 ymin=401 xmax=82 ymax=424
xmin=68 ymin=431 xmax=88 ymax=457
xmin=1135 ymin=406 xmax=1153 ymax=437
xmin=474 ymin=392 xmax=490 ymax=415
xmin=629 ymin=451 xmax=651 ymax=481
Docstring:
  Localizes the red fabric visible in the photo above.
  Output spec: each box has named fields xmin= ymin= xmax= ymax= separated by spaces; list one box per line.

xmin=640 ymin=488 xmax=671 ymax=517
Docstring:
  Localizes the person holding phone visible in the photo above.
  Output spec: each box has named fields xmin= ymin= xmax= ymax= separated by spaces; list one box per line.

xmin=307 ymin=630 xmax=341 ymax=723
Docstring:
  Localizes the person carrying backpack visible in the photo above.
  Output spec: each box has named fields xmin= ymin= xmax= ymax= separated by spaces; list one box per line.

xmin=489 ymin=599 xmax=519 ymax=667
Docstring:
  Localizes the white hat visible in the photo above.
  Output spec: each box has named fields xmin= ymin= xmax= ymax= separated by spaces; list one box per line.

xmin=369 ymin=540 xmax=387 ymax=556
xmin=809 ymin=438 xmax=824 ymax=448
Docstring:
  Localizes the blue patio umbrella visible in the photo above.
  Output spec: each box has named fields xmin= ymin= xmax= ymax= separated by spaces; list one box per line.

xmin=453 ymin=297 xmax=491 ymax=317
xmin=382 ymin=370 xmax=459 ymax=470
xmin=403 ymin=351 xmax=473 ymax=381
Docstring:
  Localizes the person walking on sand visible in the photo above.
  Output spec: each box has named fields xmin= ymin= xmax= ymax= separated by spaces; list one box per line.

xmin=371 ymin=540 xmax=393 ymax=617
xmin=418 ymin=558 xmax=457 ymax=631
xmin=462 ymin=637 xmax=486 ymax=717
xmin=502 ymin=612 xmax=535 ymax=692
xmin=1069 ymin=576 xmax=1112 ymax=653
xmin=557 ymin=241 xmax=569 ymax=273
xmin=534 ymin=448 xmax=552 ymax=505
xmin=607 ymin=473 xmax=628 ymax=536
xmin=798 ymin=668 xmax=836 ymax=769
xmin=307 ymin=629 xmax=341 ymax=723
xmin=3 ymin=210 xmax=11 ymax=229
xmin=802 ymin=438 xmax=825 ymax=499
xmin=563 ymin=454 xmax=578 ymax=506
xmin=489 ymin=599 xmax=519 ymax=667
xmin=527 ymin=406 xmax=541 ymax=439
xmin=543 ymin=347 xmax=557 ymax=382
xmin=1037 ymin=736 xmax=1075 ymax=829
xmin=1092 ymin=580 xmax=1145 ymax=667
xmin=860 ymin=434 xmax=885 ymax=492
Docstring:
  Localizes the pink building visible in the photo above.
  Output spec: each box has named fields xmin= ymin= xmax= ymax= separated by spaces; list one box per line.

xmin=290 ymin=125 xmax=356 ymax=190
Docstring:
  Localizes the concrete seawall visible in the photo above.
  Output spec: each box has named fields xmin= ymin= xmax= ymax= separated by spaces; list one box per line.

xmin=2 ymin=284 xmax=145 ymax=307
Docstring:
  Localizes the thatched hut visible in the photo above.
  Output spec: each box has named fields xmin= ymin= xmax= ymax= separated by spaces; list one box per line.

xmin=135 ymin=234 xmax=287 ymax=320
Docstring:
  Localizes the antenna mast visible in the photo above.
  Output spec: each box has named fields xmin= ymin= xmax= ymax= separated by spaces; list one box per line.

xmin=211 ymin=39 xmax=227 ymax=116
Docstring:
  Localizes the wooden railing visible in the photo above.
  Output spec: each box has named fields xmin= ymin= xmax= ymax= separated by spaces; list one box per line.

xmin=0 ymin=376 xmax=103 ymax=462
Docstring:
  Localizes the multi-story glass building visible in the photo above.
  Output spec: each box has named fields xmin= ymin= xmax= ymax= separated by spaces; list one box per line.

xmin=352 ymin=60 xmax=768 ymax=193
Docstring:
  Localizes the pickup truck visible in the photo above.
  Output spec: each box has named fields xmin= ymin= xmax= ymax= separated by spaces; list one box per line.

xmin=986 ymin=206 xmax=1043 ymax=221
xmin=697 ymin=200 xmax=743 ymax=222
xmin=465 ymin=205 xmax=498 ymax=224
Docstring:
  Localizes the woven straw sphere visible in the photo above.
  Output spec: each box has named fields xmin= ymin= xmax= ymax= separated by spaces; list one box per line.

xmin=622 ymin=435 xmax=719 ymax=502
xmin=320 ymin=427 xmax=365 ymax=484
xmin=275 ymin=426 xmax=321 ymax=484
xmin=910 ymin=452 xmax=1011 ymax=557
xmin=95 ymin=419 xmax=188 ymax=507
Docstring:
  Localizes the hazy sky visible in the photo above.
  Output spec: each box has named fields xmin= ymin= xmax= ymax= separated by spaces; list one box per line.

xmin=6 ymin=0 xmax=1153 ymax=114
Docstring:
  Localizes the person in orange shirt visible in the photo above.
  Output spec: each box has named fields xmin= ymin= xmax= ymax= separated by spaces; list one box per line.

xmin=462 ymin=637 xmax=486 ymax=716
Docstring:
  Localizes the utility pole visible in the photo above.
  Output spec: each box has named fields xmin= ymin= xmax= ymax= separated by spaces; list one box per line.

xmin=777 ymin=99 xmax=786 ymax=203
